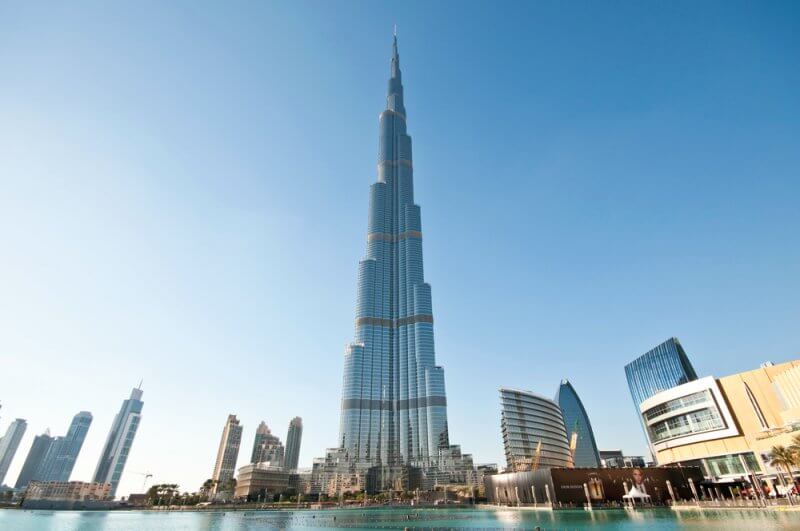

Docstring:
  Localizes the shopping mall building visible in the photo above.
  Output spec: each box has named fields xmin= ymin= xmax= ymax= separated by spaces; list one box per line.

xmin=640 ymin=359 xmax=800 ymax=487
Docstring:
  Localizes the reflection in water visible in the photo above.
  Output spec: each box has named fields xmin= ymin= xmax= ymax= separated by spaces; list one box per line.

xmin=494 ymin=509 xmax=521 ymax=526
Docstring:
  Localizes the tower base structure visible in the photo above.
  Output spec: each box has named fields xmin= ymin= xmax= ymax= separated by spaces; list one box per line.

xmin=309 ymin=446 xmax=477 ymax=495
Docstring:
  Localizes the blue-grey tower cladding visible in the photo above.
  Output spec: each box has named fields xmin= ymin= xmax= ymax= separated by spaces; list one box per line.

xmin=624 ymin=337 xmax=698 ymax=408
xmin=555 ymin=380 xmax=600 ymax=467
xmin=338 ymin=35 xmax=449 ymax=468
xmin=93 ymin=386 xmax=144 ymax=498
xmin=37 ymin=411 xmax=93 ymax=482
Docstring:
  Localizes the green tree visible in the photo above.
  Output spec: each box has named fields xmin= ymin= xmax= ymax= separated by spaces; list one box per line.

xmin=770 ymin=445 xmax=796 ymax=493
xmin=200 ymin=478 xmax=215 ymax=499
xmin=789 ymin=435 xmax=800 ymax=462
xmin=145 ymin=484 xmax=181 ymax=506
xmin=222 ymin=477 xmax=237 ymax=494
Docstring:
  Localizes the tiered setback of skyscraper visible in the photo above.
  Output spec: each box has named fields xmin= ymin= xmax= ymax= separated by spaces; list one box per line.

xmin=321 ymin=35 xmax=475 ymax=493
xmin=311 ymin=36 xmax=475 ymax=493
xmin=250 ymin=421 xmax=284 ymax=466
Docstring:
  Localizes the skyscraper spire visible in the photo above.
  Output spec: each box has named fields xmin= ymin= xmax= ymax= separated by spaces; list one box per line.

xmin=388 ymin=33 xmax=404 ymax=117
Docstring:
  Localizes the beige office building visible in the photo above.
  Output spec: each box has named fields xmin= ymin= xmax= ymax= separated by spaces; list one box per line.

xmin=25 ymin=480 xmax=111 ymax=501
xmin=234 ymin=462 xmax=290 ymax=501
xmin=640 ymin=360 xmax=800 ymax=484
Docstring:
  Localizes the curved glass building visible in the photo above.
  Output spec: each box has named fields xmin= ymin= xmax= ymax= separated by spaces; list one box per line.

xmin=500 ymin=388 xmax=573 ymax=470
xmin=625 ymin=337 xmax=698 ymax=409
xmin=555 ymin=380 xmax=600 ymax=467
xmin=337 ymin=35 xmax=449 ymax=468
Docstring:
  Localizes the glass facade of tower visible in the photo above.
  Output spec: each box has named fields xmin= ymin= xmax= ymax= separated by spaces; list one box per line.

xmin=284 ymin=417 xmax=303 ymax=471
xmin=93 ymin=388 xmax=143 ymax=498
xmin=625 ymin=337 xmax=698 ymax=408
xmin=555 ymin=380 xmax=600 ymax=467
xmin=212 ymin=414 xmax=243 ymax=492
xmin=15 ymin=432 xmax=54 ymax=489
xmin=0 ymin=419 xmax=27 ymax=485
xmin=38 ymin=411 xmax=93 ymax=482
xmin=500 ymin=388 xmax=573 ymax=470
xmin=338 ymin=36 xmax=449 ymax=468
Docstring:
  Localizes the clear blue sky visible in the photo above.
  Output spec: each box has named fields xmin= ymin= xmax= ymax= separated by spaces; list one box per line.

xmin=1 ymin=1 xmax=798 ymax=497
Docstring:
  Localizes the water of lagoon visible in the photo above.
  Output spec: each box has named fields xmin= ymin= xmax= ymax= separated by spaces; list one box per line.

xmin=2 ymin=506 xmax=800 ymax=530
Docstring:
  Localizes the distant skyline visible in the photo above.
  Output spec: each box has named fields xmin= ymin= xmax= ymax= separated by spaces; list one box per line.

xmin=1 ymin=1 xmax=798 ymax=497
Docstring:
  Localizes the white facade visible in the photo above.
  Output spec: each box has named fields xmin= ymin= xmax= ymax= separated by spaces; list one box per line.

xmin=639 ymin=376 xmax=739 ymax=453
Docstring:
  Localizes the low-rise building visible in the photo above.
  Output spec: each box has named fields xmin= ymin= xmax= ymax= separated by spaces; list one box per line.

xmin=289 ymin=468 xmax=312 ymax=496
xmin=599 ymin=450 xmax=646 ymax=469
xmin=234 ymin=462 xmax=290 ymax=501
xmin=427 ymin=445 xmax=477 ymax=488
xmin=310 ymin=448 xmax=367 ymax=497
xmin=22 ymin=481 xmax=113 ymax=509
xmin=640 ymin=360 xmax=800 ymax=487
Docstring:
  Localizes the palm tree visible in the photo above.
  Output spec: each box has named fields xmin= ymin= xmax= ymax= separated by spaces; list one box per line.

xmin=789 ymin=434 xmax=800 ymax=459
xmin=787 ymin=435 xmax=800 ymax=487
xmin=770 ymin=445 xmax=796 ymax=499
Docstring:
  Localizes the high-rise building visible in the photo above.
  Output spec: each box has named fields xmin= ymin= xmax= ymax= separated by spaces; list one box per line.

xmin=93 ymin=387 xmax=144 ymax=498
xmin=284 ymin=417 xmax=303 ymax=472
xmin=337 ymin=34 xmax=452 ymax=470
xmin=14 ymin=431 xmax=54 ymax=489
xmin=555 ymin=380 xmax=600 ymax=467
xmin=250 ymin=421 xmax=284 ymax=466
xmin=625 ymin=337 xmax=698 ymax=409
xmin=251 ymin=422 xmax=272 ymax=463
xmin=499 ymin=388 xmax=573 ymax=471
xmin=211 ymin=414 xmax=243 ymax=493
xmin=38 ymin=411 xmax=93 ymax=482
xmin=0 ymin=418 xmax=27 ymax=485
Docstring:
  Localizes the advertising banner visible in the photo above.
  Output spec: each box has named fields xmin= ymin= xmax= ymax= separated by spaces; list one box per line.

xmin=549 ymin=467 xmax=702 ymax=504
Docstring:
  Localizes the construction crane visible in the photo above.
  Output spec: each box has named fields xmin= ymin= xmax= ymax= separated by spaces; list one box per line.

xmin=512 ymin=441 xmax=543 ymax=472
xmin=531 ymin=441 xmax=542 ymax=472
xmin=569 ymin=431 xmax=579 ymax=467
xmin=131 ymin=471 xmax=153 ymax=493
